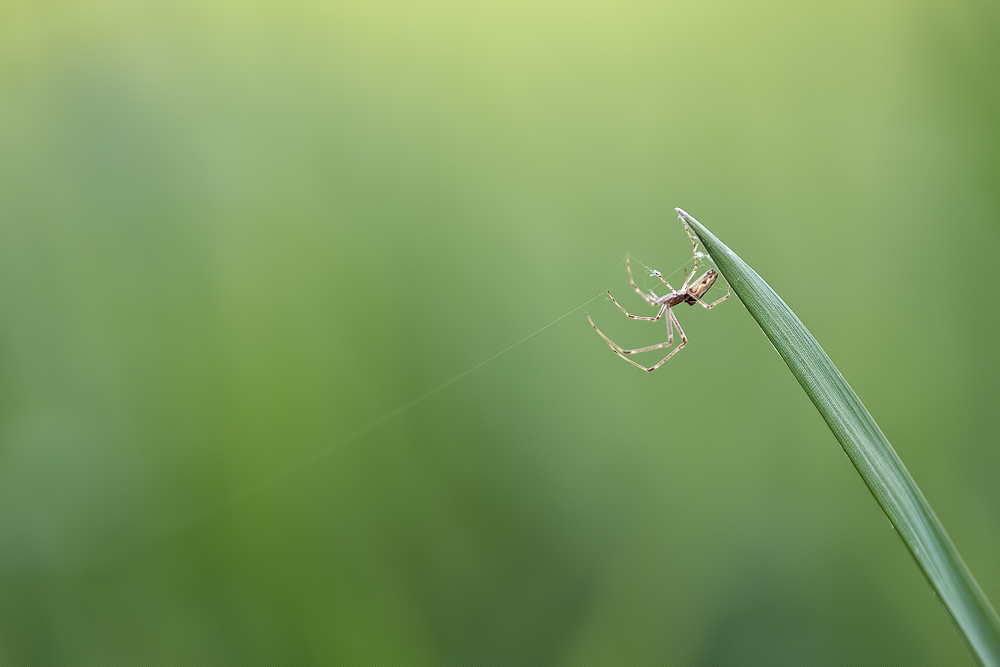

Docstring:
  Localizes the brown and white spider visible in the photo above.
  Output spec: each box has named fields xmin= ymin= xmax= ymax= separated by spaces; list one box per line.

xmin=586 ymin=211 xmax=730 ymax=372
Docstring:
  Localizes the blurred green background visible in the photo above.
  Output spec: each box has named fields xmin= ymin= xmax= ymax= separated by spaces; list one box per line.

xmin=2 ymin=2 xmax=997 ymax=663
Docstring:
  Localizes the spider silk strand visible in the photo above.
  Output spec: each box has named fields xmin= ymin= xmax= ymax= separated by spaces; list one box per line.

xmin=154 ymin=290 xmax=609 ymax=535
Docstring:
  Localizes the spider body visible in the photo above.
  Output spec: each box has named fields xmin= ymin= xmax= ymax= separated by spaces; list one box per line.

xmin=586 ymin=215 xmax=730 ymax=372
xmin=654 ymin=269 xmax=719 ymax=307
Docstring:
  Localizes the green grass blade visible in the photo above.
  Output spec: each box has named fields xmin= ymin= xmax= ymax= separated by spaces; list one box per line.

xmin=677 ymin=209 xmax=1000 ymax=665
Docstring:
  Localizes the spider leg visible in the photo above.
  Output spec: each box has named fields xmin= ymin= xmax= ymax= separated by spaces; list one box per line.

xmin=689 ymin=283 xmax=732 ymax=309
xmin=644 ymin=309 xmax=688 ymax=370
xmin=680 ymin=219 xmax=701 ymax=289
xmin=625 ymin=254 xmax=658 ymax=305
xmin=587 ymin=312 xmax=673 ymax=356
xmin=586 ymin=309 xmax=687 ymax=372
xmin=607 ymin=293 xmax=668 ymax=321
xmin=650 ymin=270 xmax=676 ymax=292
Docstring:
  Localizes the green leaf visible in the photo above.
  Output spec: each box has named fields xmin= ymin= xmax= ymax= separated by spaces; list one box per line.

xmin=677 ymin=208 xmax=1000 ymax=666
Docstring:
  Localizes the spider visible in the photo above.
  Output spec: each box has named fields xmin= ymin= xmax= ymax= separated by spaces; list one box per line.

xmin=586 ymin=212 xmax=730 ymax=372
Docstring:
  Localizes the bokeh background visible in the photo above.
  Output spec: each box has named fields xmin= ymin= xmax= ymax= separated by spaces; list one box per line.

xmin=2 ymin=2 xmax=997 ymax=663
